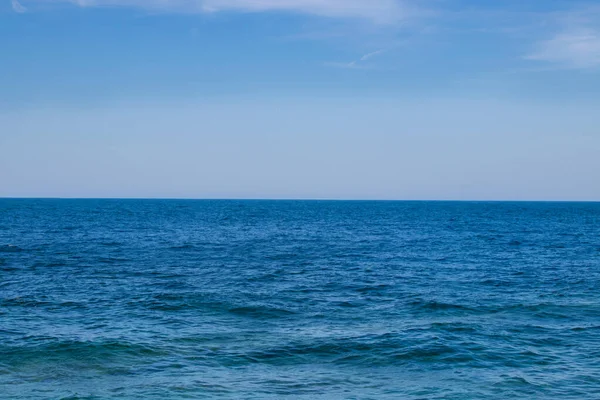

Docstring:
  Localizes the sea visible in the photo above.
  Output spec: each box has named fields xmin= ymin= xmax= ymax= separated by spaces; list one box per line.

xmin=1 ymin=199 xmax=599 ymax=399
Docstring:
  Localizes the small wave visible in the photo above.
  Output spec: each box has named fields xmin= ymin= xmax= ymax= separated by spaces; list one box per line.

xmin=558 ymin=232 xmax=584 ymax=238
xmin=480 ymin=279 xmax=512 ymax=287
xmin=228 ymin=305 xmax=296 ymax=319
xmin=0 ymin=245 xmax=23 ymax=253
xmin=100 ymin=241 xmax=122 ymax=247
xmin=0 ymin=258 xmax=19 ymax=271
xmin=488 ymin=302 xmax=591 ymax=317
xmin=408 ymin=299 xmax=472 ymax=312
xmin=476 ymin=234 xmax=499 ymax=241
xmin=1 ymin=340 xmax=167 ymax=365
xmin=97 ymin=257 xmax=131 ymax=264
xmin=430 ymin=322 xmax=479 ymax=333
xmin=169 ymin=244 xmax=196 ymax=250
xmin=238 ymin=334 xmax=463 ymax=367
xmin=247 ymin=270 xmax=286 ymax=282
xmin=335 ymin=301 xmax=363 ymax=308
xmin=355 ymin=284 xmax=391 ymax=294
xmin=265 ymin=253 xmax=301 ymax=262
xmin=493 ymin=375 xmax=538 ymax=388
xmin=544 ymin=243 xmax=566 ymax=249
xmin=571 ymin=325 xmax=600 ymax=332
xmin=1 ymin=297 xmax=52 ymax=308
xmin=61 ymin=226 xmax=82 ymax=231
xmin=0 ymin=297 xmax=88 ymax=310
xmin=32 ymin=261 xmax=69 ymax=268
xmin=139 ymin=293 xmax=296 ymax=319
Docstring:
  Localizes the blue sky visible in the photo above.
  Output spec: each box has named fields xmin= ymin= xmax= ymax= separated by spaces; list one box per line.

xmin=1 ymin=0 xmax=599 ymax=200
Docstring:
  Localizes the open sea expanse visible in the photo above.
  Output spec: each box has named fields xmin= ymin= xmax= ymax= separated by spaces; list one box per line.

xmin=1 ymin=199 xmax=599 ymax=399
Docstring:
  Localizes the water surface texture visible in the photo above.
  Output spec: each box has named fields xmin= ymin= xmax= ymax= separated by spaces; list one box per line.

xmin=1 ymin=200 xmax=600 ymax=399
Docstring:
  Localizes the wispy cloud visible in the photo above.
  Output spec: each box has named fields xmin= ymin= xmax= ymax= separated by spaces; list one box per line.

xmin=528 ymin=29 xmax=600 ymax=69
xmin=326 ymin=48 xmax=386 ymax=69
xmin=323 ymin=61 xmax=373 ymax=70
xmin=203 ymin=0 xmax=406 ymax=23
xmin=18 ymin=0 xmax=409 ymax=23
xmin=359 ymin=49 xmax=385 ymax=61
xmin=18 ymin=0 xmax=600 ymax=72
xmin=11 ymin=0 xmax=27 ymax=13
xmin=526 ymin=6 xmax=600 ymax=70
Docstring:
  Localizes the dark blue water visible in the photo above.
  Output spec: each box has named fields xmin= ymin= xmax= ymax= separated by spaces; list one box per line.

xmin=1 ymin=200 xmax=600 ymax=399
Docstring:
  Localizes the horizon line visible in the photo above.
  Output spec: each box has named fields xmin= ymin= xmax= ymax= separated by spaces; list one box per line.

xmin=1 ymin=197 xmax=599 ymax=203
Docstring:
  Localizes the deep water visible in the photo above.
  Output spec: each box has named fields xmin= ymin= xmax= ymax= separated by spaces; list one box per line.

xmin=1 ymin=199 xmax=600 ymax=399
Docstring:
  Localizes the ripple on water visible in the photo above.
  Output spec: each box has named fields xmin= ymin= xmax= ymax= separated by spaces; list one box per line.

xmin=0 ymin=245 xmax=23 ymax=253
xmin=1 ymin=200 xmax=600 ymax=399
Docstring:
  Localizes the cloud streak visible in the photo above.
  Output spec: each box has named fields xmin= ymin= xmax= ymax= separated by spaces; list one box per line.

xmin=11 ymin=0 xmax=27 ymax=13
xmin=526 ymin=6 xmax=600 ymax=70
xmin=326 ymin=48 xmax=386 ymax=69
xmin=528 ymin=29 xmax=600 ymax=69
xmin=359 ymin=49 xmax=385 ymax=61
xmin=16 ymin=1 xmax=600 ymax=71
xmin=19 ymin=0 xmax=408 ymax=23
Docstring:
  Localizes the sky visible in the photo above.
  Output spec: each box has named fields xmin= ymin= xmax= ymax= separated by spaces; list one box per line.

xmin=1 ymin=0 xmax=599 ymax=200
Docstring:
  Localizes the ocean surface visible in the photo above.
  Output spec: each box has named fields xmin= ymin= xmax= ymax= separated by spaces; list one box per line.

xmin=1 ymin=200 xmax=599 ymax=399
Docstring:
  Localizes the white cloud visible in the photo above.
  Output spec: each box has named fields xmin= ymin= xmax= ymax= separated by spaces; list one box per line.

xmin=326 ymin=48 xmax=386 ymax=69
xmin=324 ymin=61 xmax=372 ymax=69
xmin=526 ymin=7 xmax=600 ymax=70
xmin=204 ymin=0 xmax=405 ymax=23
xmin=11 ymin=0 xmax=27 ymax=12
xmin=359 ymin=49 xmax=385 ymax=61
xmin=20 ymin=0 xmax=408 ymax=23
xmin=528 ymin=29 xmax=600 ymax=69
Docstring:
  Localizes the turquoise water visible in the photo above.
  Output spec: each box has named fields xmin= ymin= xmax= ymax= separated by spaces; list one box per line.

xmin=1 ymin=200 xmax=599 ymax=399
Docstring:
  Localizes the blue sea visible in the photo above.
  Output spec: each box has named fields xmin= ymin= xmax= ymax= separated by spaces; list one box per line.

xmin=1 ymin=200 xmax=599 ymax=399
